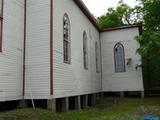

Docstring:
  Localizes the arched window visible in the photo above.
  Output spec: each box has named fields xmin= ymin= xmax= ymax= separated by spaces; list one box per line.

xmin=83 ymin=31 xmax=88 ymax=69
xmin=114 ymin=43 xmax=126 ymax=73
xmin=63 ymin=14 xmax=71 ymax=63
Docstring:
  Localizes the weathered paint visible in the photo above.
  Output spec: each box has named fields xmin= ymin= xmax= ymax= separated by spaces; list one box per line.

xmin=0 ymin=0 xmax=24 ymax=101
xmin=25 ymin=0 xmax=51 ymax=99
xmin=0 ymin=0 xmax=144 ymax=102
xmin=101 ymin=28 xmax=144 ymax=92
xmin=53 ymin=0 xmax=102 ymax=98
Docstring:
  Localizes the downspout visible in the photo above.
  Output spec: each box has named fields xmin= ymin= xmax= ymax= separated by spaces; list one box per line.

xmin=23 ymin=0 xmax=27 ymax=97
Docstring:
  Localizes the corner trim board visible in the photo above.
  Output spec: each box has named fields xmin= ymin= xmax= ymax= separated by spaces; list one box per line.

xmin=23 ymin=0 xmax=27 ymax=97
xmin=0 ymin=0 xmax=4 ymax=52
xmin=50 ymin=0 xmax=54 ymax=95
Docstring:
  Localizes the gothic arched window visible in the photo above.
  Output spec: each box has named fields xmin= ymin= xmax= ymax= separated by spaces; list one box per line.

xmin=114 ymin=43 xmax=126 ymax=73
xmin=63 ymin=14 xmax=71 ymax=63
xmin=83 ymin=31 xmax=88 ymax=69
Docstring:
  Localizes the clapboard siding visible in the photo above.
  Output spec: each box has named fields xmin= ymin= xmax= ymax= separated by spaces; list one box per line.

xmin=0 ymin=0 xmax=24 ymax=101
xmin=0 ymin=0 xmax=144 ymax=102
xmin=53 ymin=0 xmax=102 ymax=98
xmin=25 ymin=0 xmax=51 ymax=99
xmin=101 ymin=28 xmax=144 ymax=92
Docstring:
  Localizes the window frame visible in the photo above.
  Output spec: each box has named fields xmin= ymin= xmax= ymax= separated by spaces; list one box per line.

xmin=83 ymin=31 xmax=88 ymax=70
xmin=0 ymin=0 xmax=3 ymax=52
xmin=114 ymin=42 xmax=126 ymax=73
xmin=63 ymin=13 xmax=71 ymax=64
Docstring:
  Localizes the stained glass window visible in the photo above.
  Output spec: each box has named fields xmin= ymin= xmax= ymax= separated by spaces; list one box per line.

xmin=63 ymin=14 xmax=71 ymax=63
xmin=114 ymin=43 xmax=125 ymax=73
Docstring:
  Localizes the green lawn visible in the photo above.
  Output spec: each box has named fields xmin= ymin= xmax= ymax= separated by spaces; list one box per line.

xmin=0 ymin=97 xmax=160 ymax=120
xmin=56 ymin=97 xmax=160 ymax=120
xmin=0 ymin=108 xmax=55 ymax=120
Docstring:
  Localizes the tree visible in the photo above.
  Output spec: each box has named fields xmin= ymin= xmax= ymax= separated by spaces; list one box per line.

xmin=98 ymin=0 xmax=142 ymax=28
xmin=136 ymin=32 xmax=160 ymax=59
xmin=98 ymin=8 xmax=123 ymax=28
xmin=139 ymin=0 xmax=160 ymax=31
xmin=135 ymin=0 xmax=160 ymax=83
xmin=136 ymin=0 xmax=160 ymax=58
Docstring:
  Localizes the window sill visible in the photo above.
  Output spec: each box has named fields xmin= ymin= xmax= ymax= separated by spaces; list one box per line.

xmin=64 ymin=61 xmax=71 ymax=64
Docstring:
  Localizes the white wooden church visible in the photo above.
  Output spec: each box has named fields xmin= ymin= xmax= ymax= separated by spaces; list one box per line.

xmin=0 ymin=0 xmax=144 ymax=111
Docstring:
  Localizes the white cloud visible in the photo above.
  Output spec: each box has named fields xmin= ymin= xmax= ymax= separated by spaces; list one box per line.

xmin=82 ymin=0 xmax=139 ymax=17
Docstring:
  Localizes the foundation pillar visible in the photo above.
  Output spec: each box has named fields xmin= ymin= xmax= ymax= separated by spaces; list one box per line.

xmin=81 ymin=95 xmax=88 ymax=109
xmin=86 ymin=95 xmax=88 ymax=108
xmin=47 ymin=99 xmax=56 ymax=112
xmin=120 ymin=92 xmax=125 ymax=98
xmin=141 ymin=91 xmax=144 ymax=98
xmin=95 ymin=93 xmax=100 ymax=101
xmin=18 ymin=99 xmax=27 ymax=108
xmin=101 ymin=92 xmax=104 ymax=98
xmin=75 ymin=96 xmax=81 ymax=110
xmin=92 ymin=94 xmax=96 ymax=106
xmin=63 ymin=97 xmax=69 ymax=112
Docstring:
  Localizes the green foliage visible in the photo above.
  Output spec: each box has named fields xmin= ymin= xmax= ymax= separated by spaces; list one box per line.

xmin=135 ymin=32 xmax=160 ymax=59
xmin=134 ymin=0 xmax=160 ymax=82
xmin=98 ymin=7 xmax=124 ymax=28
xmin=98 ymin=0 xmax=142 ymax=28
xmin=139 ymin=0 xmax=160 ymax=31
xmin=149 ymin=57 xmax=160 ymax=81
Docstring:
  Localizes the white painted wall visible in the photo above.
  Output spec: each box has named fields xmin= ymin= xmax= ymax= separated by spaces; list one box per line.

xmin=25 ymin=0 xmax=51 ymax=99
xmin=0 ymin=0 xmax=24 ymax=101
xmin=21 ymin=0 xmax=144 ymax=100
xmin=0 ymin=0 xmax=144 ymax=102
xmin=53 ymin=0 xmax=102 ymax=98
xmin=101 ymin=28 xmax=144 ymax=92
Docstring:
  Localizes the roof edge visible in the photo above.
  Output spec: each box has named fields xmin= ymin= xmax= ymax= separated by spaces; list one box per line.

xmin=73 ymin=0 xmax=102 ymax=31
xmin=102 ymin=24 xmax=143 ymax=32
xmin=73 ymin=0 xmax=142 ymax=33
xmin=101 ymin=23 xmax=143 ymax=32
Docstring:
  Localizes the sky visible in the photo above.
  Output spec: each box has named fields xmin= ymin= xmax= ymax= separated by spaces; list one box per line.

xmin=82 ymin=0 xmax=139 ymax=17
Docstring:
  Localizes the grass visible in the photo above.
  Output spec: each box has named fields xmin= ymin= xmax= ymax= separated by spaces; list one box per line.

xmin=56 ymin=97 xmax=160 ymax=120
xmin=0 ymin=97 xmax=160 ymax=120
xmin=0 ymin=108 xmax=56 ymax=120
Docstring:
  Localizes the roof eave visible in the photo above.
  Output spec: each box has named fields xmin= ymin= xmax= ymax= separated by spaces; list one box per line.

xmin=73 ymin=0 xmax=102 ymax=31
xmin=102 ymin=24 xmax=143 ymax=32
xmin=73 ymin=0 xmax=143 ymax=33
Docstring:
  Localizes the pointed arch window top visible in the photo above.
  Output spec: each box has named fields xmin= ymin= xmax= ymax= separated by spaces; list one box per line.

xmin=114 ymin=42 xmax=126 ymax=73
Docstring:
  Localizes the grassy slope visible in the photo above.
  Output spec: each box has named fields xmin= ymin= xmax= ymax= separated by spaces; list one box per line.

xmin=0 ymin=109 xmax=56 ymax=120
xmin=56 ymin=97 xmax=160 ymax=120
xmin=0 ymin=97 xmax=160 ymax=120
